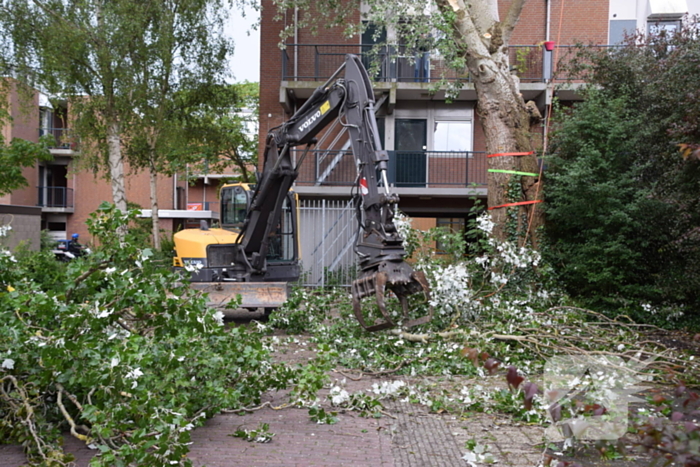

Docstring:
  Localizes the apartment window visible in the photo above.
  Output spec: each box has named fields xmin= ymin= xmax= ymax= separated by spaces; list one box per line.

xmin=609 ymin=20 xmax=637 ymax=44
xmin=39 ymin=108 xmax=53 ymax=136
xmin=648 ymin=19 xmax=681 ymax=35
xmin=433 ymin=121 xmax=472 ymax=151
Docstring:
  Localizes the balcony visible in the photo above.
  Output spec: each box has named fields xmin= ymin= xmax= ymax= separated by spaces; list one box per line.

xmin=280 ymin=43 xmax=608 ymax=104
xmin=282 ymin=43 xmax=616 ymax=82
xmin=39 ymin=127 xmax=77 ymax=154
xmin=37 ymin=186 xmax=74 ymax=213
xmin=293 ymin=149 xmax=487 ymax=194
xmin=282 ymin=43 xmax=551 ymax=83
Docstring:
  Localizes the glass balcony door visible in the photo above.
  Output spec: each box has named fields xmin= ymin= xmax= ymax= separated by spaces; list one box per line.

xmin=393 ymin=119 xmax=427 ymax=187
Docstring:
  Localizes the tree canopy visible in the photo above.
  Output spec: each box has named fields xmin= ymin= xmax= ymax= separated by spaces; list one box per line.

xmin=544 ymin=20 xmax=700 ymax=321
xmin=0 ymin=0 xmax=237 ymax=215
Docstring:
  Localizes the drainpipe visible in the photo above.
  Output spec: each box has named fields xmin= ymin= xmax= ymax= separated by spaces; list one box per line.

xmin=543 ymin=0 xmax=554 ymax=158
xmin=173 ymin=173 xmax=178 ymax=210
xmin=545 ymin=0 xmax=551 ymax=41
xmin=294 ymin=7 xmax=299 ymax=81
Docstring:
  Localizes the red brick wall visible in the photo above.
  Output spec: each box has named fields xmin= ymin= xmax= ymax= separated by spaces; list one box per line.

xmin=259 ymin=0 xmax=360 ymax=162
xmin=504 ymin=0 xmax=608 ymax=45
xmin=4 ymin=82 xmax=40 ymax=206
xmin=258 ymin=0 xmax=609 ymax=189
xmin=67 ymin=167 xmax=176 ymax=241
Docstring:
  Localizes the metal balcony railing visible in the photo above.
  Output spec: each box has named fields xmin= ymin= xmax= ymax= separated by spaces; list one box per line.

xmin=293 ymin=149 xmax=487 ymax=188
xmin=39 ymin=127 xmax=75 ymax=150
xmin=282 ymin=43 xmax=549 ymax=82
xmin=281 ymin=43 xmax=618 ymax=83
xmin=37 ymin=186 xmax=74 ymax=208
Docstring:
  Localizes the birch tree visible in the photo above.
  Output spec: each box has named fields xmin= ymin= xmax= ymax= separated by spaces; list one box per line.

xmin=274 ymin=0 xmax=543 ymax=244
xmin=0 ymin=0 xmax=239 ymax=229
xmin=123 ymin=0 xmax=235 ymax=249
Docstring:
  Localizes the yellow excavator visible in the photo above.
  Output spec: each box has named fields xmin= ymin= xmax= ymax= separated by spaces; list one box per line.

xmin=173 ymin=54 xmax=433 ymax=331
xmin=173 ymin=182 xmax=299 ymax=316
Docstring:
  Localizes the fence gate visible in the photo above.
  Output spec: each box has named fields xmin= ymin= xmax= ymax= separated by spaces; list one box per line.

xmin=297 ymin=198 xmax=358 ymax=287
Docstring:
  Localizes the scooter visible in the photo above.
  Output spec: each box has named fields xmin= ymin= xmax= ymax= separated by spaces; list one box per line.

xmin=52 ymin=235 xmax=90 ymax=262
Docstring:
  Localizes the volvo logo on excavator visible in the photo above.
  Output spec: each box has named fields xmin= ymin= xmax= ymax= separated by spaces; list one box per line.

xmin=298 ymin=110 xmax=321 ymax=133
xmin=297 ymin=100 xmax=331 ymax=133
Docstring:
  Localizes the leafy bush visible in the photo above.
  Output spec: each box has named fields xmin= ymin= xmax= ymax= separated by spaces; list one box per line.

xmin=0 ymin=203 xmax=292 ymax=466
xmin=547 ymin=23 xmax=700 ymax=325
xmin=544 ymin=90 xmax=667 ymax=305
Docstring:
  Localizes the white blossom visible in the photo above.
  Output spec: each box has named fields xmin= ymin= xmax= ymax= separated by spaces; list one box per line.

xmin=2 ymin=358 xmax=15 ymax=370
xmin=126 ymin=367 xmax=144 ymax=388
xmin=475 ymin=213 xmax=494 ymax=234
xmin=372 ymin=380 xmax=406 ymax=397
xmin=211 ymin=311 xmax=224 ymax=326
xmin=329 ymin=386 xmax=350 ymax=405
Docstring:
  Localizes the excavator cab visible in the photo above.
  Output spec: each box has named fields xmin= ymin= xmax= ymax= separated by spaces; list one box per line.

xmin=173 ymin=183 xmax=300 ymax=311
xmin=220 ymin=184 xmax=297 ymax=263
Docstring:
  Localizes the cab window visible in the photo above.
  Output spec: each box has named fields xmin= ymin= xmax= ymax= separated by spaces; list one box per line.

xmin=221 ymin=185 xmax=249 ymax=229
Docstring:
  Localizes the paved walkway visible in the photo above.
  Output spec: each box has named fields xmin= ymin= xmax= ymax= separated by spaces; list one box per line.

xmin=0 ymin=332 xmax=548 ymax=467
xmin=0 ymin=398 xmax=546 ymax=467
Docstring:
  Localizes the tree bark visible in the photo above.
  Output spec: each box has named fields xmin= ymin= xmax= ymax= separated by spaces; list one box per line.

xmin=473 ymin=59 xmax=542 ymax=245
xmin=148 ymin=158 xmax=161 ymax=251
xmin=106 ymin=119 xmax=128 ymax=214
xmin=437 ymin=0 xmax=543 ymax=246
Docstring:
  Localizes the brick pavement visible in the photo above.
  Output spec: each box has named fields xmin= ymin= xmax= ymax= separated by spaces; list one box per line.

xmin=0 ymin=404 xmax=548 ymax=467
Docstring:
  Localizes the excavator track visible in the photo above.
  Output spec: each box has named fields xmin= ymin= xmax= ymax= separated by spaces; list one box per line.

xmin=351 ymin=261 xmax=433 ymax=332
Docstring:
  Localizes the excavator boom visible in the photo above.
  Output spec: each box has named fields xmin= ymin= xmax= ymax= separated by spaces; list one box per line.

xmin=175 ymin=54 xmax=432 ymax=330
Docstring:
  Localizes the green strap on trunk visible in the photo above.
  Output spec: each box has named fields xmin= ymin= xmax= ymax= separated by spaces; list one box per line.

xmin=488 ymin=169 xmax=538 ymax=177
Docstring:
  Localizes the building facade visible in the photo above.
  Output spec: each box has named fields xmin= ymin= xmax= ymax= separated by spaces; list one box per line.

xmin=0 ymin=83 xmax=235 ymax=249
xmin=258 ymin=0 xmax=700 ymax=284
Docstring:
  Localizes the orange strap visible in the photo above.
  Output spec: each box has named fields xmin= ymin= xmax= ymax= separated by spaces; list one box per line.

xmin=487 ymin=151 xmax=534 ymax=158
xmin=488 ymin=200 xmax=543 ymax=211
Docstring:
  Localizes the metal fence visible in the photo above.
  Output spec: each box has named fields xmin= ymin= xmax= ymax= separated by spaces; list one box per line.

xmin=297 ymin=198 xmax=358 ymax=287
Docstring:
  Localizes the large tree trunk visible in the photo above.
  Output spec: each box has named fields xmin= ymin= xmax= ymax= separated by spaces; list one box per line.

xmin=437 ymin=0 xmax=544 ymax=246
xmin=471 ymin=55 xmax=543 ymax=245
xmin=106 ymin=119 xmax=128 ymax=213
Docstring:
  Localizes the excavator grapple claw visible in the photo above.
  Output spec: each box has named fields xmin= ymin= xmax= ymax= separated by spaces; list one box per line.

xmin=351 ymin=261 xmax=433 ymax=332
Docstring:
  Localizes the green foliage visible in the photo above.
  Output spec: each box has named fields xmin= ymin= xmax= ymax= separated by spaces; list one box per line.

xmin=231 ymin=423 xmax=275 ymax=443
xmin=0 ymin=203 xmax=294 ymax=465
xmin=545 ymin=22 xmax=700 ymax=323
xmin=0 ymin=0 xmax=239 ymax=214
xmin=545 ymin=91 xmax=661 ymax=301
xmin=0 ymin=132 xmax=53 ymax=196
xmin=173 ymin=82 xmax=260 ymax=183
xmin=307 ymin=406 xmax=338 ymax=425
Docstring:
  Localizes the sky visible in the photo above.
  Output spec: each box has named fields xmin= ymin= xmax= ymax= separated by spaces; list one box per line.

xmin=224 ymin=5 xmax=261 ymax=83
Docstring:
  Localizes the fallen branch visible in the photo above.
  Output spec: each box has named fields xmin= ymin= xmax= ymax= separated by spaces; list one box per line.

xmin=222 ymin=400 xmax=289 ymax=413
xmin=56 ymin=385 xmax=89 ymax=442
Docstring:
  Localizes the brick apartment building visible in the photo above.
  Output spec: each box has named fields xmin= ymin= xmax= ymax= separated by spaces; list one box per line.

xmin=3 ymin=0 xmax=699 ymax=278
xmin=0 ymin=83 xmax=243 ymax=250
